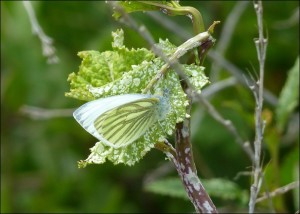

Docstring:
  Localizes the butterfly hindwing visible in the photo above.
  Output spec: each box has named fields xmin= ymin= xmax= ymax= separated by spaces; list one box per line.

xmin=94 ymin=97 xmax=160 ymax=148
xmin=73 ymin=94 xmax=170 ymax=148
xmin=74 ymin=94 xmax=153 ymax=144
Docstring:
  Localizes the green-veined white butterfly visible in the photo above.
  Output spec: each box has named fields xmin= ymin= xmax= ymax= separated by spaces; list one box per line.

xmin=73 ymin=94 xmax=169 ymax=148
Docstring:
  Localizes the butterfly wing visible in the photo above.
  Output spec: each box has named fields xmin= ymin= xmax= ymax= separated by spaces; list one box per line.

xmin=94 ymin=97 xmax=160 ymax=148
xmin=73 ymin=94 xmax=160 ymax=148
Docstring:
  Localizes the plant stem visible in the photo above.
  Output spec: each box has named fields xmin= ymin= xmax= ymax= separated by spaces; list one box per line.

xmin=256 ymin=181 xmax=300 ymax=203
xmin=19 ymin=105 xmax=74 ymax=119
xmin=249 ymin=1 xmax=268 ymax=213
xmin=23 ymin=1 xmax=58 ymax=63
xmin=137 ymin=1 xmax=207 ymax=64
xmin=176 ymin=82 xmax=217 ymax=213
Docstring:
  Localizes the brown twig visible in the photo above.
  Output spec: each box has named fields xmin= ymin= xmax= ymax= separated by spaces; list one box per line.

xmin=175 ymin=87 xmax=217 ymax=213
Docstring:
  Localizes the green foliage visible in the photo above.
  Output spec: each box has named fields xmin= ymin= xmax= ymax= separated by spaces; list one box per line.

xmin=145 ymin=177 xmax=190 ymax=200
xmin=276 ymin=57 xmax=299 ymax=132
xmin=145 ymin=177 xmax=248 ymax=205
xmin=66 ymin=29 xmax=155 ymax=101
xmin=2 ymin=1 xmax=298 ymax=213
xmin=67 ymin=29 xmax=208 ymax=166
xmin=280 ymin=148 xmax=299 ymax=210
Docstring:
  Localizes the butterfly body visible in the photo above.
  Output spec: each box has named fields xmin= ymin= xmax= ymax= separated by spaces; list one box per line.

xmin=73 ymin=94 xmax=169 ymax=148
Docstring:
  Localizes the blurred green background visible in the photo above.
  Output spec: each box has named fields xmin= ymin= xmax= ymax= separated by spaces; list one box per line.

xmin=1 ymin=1 xmax=299 ymax=213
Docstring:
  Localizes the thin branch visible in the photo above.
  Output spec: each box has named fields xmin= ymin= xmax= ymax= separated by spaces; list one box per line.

xmin=249 ymin=1 xmax=268 ymax=213
xmin=193 ymin=93 xmax=254 ymax=161
xmin=256 ymin=181 xmax=300 ymax=203
xmin=201 ymin=77 xmax=237 ymax=98
xmin=23 ymin=1 xmax=59 ymax=64
xmin=19 ymin=105 xmax=74 ymax=120
xmin=210 ymin=1 xmax=249 ymax=82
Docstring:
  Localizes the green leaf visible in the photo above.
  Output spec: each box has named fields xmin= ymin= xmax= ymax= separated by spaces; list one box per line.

xmin=276 ymin=57 xmax=299 ymax=132
xmin=76 ymin=60 xmax=189 ymax=166
xmin=144 ymin=177 xmax=189 ymax=200
xmin=66 ymin=29 xmax=155 ymax=101
xmin=279 ymin=148 xmax=299 ymax=210
xmin=202 ymin=178 xmax=248 ymax=204
xmin=144 ymin=177 xmax=248 ymax=205
xmin=67 ymin=29 xmax=209 ymax=166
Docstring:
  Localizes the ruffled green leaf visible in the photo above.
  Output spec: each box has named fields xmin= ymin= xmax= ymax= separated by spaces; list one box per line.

xmin=77 ymin=60 xmax=189 ymax=166
xmin=67 ymin=29 xmax=209 ymax=166
xmin=66 ymin=29 xmax=155 ymax=101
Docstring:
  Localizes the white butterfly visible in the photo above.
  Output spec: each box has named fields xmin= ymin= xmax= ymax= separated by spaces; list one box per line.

xmin=73 ymin=94 xmax=169 ymax=148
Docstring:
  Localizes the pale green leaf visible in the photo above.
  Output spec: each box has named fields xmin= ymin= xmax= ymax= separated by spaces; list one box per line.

xmin=279 ymin=148 xmax=299 ymax=210
xmin=276 ymin=57 xmax=299 ymax=131
xmin=144 ymin=177 xmax=189 ymax=200
xmin=144 ymin=177 xmax=248 ymax=205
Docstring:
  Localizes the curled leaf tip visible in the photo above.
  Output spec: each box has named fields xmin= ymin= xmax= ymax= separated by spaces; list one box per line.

xmin=208 ymin=21 xmax=221 ymax=34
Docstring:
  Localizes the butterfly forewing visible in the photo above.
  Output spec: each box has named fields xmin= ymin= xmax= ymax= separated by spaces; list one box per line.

xmin=94 ymin=98 xmax=160 ymax=147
